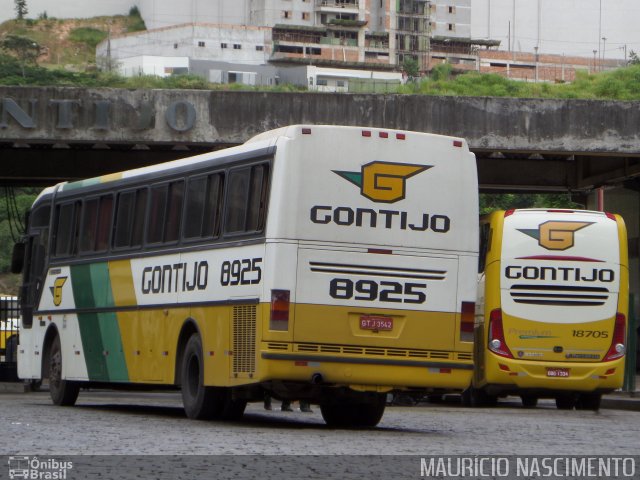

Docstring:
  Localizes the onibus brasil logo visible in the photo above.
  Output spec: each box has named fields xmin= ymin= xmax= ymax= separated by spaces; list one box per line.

xmin=333 ymin=161 xmax=431 ymax=204
xmin=518 ymin=220 xmax=594 ymax=251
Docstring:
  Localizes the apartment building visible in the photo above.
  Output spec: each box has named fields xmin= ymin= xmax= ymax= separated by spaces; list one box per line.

xmin=132 ymin=0 xmax=432 ymax=71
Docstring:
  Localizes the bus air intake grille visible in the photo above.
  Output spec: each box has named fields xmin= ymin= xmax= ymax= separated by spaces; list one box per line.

xmin=509 ymin=284 xmax=609 ymax=306
xmin=233 ymin=305 xmax=257 ymax=375
xmin=266 ymin=343 xmax=289 ymax=351
xmin=293 ymin=344 xmax=455 ymax=361
xmin=456 ymin=352 xmax=473 ymax=361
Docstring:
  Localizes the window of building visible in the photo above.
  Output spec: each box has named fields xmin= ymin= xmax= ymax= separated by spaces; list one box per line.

xmin=221 ymin=43 xmax=228 ymax=49
xmin=198 ymin=41 xmax=205 ymax=47
xmin=256 ymin=45 xmax=264 ymax=51
xmin=174 ymin=43 xmax=178 ymax=49
xmin=316 ymin=78 xmax=328 ymax=86
xmin=448 ymin=6 xmax=455 ymax=14
xmin=301 ymin=12 xmax=310 ymax=20
xmin=448 ymin=23 xmax=455 ymax=31
xmin=283 ymin=10 xmax=291 ymax=19
xmin=233 ymin=44 xmax=242 ymax=49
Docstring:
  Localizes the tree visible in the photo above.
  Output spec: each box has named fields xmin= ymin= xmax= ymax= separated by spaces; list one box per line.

xmin=402 ymin=57 xmax=419 ymax=80
xmin=1 ymin=35 xmax=40 ymax=77
xmin=14 ymin=0 xmax=28 ymax=20
xmin=629 ymin=50 xmax=640 ymax=66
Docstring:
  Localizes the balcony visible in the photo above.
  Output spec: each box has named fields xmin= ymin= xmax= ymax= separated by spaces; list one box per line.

xmin=316 ymin=0 xmax=360 ymax=14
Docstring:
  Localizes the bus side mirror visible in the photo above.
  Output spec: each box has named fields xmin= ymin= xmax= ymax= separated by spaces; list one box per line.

xmin=11 ymin=241 xmax=25 ymax=274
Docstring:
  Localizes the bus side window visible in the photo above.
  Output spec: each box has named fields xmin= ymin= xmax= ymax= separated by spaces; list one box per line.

xmin=246 ymin=164 xmax=269 ymax=231
xmin=114 ymin=189 xmax=148 ymax=249
xmin=224 ymin=168 xmax=250 ymax=234
xmin=184 ymin=173 xmax=224 ymax=240
xmin=224 ymin=163 xmax=269 ymax=235
xmin=164 ymin=181 xmax=184 ymax=243
xmin=53 ymin=201 xmax=81 ymax=257
xmin=147 ymin=185 xmax=168 ymax=244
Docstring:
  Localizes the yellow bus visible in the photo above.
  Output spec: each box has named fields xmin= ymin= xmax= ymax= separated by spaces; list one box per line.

xmin=468 ymin=208 xmax=628 ymax=410
xmin=14 ymin=125 xmax=479 ymax=427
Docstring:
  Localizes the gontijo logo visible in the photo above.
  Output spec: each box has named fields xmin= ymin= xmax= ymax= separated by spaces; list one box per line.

xmin=518 ymin=221 xmax=594 ymax=251
xmin=50 ymin=276 xmax=68 ymax=306
xmin=334 ymin=161 xmax=431 ymax=203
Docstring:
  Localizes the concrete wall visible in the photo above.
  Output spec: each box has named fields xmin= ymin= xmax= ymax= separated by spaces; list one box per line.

xmin=2 ymin=87 xmax=640 ymax=152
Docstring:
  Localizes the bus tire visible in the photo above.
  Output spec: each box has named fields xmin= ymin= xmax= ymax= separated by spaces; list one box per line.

xmin=217 ymin=389 xmax=247 ymax=421
xmin=5 ymin=334 xmax=18 ymax=362
xmin=468 ymin=386 xmax=497 ymax=407
xmin=576 ymin=393 xmax=601 ymax=411
xmin=320 ymin=394 xmax=386 ymax=428
xmin=48 ymin=335 xmax=80 ymax=406
xmin=181 ymin=333 xmax=224 ymax=420
xmin=520 ymin=395 xmax=538 ymax=408
xmin=555 ymin=394 xmax=576 ymax=410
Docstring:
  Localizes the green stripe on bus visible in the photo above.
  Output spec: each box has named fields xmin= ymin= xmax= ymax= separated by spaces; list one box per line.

xmin=65 ymin=177 xmax=101 ymax=191
xmin=71 ymin=263 xmax=129 ymax=382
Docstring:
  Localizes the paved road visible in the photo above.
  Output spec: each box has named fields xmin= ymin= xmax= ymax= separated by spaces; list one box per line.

xmin=1 ymin=390 xmax=639 ymax=457
xmin=2 ymin=390 xmax=640 ymax=479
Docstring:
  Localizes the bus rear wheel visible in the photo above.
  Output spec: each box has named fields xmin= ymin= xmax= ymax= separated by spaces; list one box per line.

xmin=48 ymin=335 xmax=80 ymax=406
xmin=576 ymin=393 xmax=601 ymax=411
xmin=181 ymin=333 xmax=224 ymax=420
xmin=320 ymin=393 xmax=386 ymax=428
xmin=520 ymin=395 xmax=538 ymax=408
xmin=555 ymin=394 xmax=577 ymax=410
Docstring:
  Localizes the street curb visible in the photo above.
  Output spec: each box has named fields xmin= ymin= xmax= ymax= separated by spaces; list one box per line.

xmin=601 ymin=396 xmax=640 ymax=412
xmin=0 ymin=382 xmax=29 ymax=393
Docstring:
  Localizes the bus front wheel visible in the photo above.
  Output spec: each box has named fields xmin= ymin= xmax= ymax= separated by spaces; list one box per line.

xmin=320 ymin=393 xmax=386 ymax=428
xmin=48 ymin=335 xmax=80 ymax=406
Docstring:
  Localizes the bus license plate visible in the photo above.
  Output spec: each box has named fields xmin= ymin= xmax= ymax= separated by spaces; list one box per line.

xmin=360 ymin=315 xmax=393 ymax=331
xmin=546 ymin=368 xmax=570 ymax=378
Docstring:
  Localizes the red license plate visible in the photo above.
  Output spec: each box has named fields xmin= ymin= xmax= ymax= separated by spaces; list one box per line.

xmin=359 ymin=315 xmax=393 ymax=331
xmin=546 ymin=368 xmax=570 ymax=378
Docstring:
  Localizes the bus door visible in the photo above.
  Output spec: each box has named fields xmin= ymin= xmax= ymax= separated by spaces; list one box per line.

xmin=19 ymin=202 xmax=52 ymax=329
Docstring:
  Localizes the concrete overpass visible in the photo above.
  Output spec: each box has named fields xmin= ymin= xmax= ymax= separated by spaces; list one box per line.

xmin=2 ymin=86 xmax=640 ymax=194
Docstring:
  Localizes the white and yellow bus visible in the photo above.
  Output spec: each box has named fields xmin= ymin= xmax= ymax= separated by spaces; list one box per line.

xmin=15 ymin=125 xmax=478 ymax=427
xmin=469 ymin=208 xmax=628 ymax=410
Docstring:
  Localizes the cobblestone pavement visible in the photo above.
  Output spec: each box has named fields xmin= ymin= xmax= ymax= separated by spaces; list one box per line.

xmin=1 ymin=390 xmax=639 ymax=456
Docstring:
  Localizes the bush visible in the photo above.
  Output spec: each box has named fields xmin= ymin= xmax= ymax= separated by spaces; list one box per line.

xmin=68 ymin=27 xmax=107 ymax=48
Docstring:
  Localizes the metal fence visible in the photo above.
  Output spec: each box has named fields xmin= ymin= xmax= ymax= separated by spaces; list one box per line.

xmin=0 ymin=295 xmax=19 ymax=381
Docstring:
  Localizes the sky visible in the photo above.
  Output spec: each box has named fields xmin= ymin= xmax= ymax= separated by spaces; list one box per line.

xmin=471 ymin=0 xmax=640 ymax=60
xmin=1 ymin=0 xmax=639 ymax=60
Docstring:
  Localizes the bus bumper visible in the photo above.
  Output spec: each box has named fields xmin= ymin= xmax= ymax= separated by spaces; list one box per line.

xmin=482 ymin=354 xmax=625 ymax=394
xmin=259 ymin=349 xmax=473 ymax=392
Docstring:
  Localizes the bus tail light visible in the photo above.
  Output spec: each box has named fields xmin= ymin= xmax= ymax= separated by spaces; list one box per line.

xmin=488 ymin=309 xmax=513 ymax=359
xmin=270 ymin=290 xmax=290 ymax=331
xmin=460 ymin=301 xmax=475 ymax=342
xmin=603 ymin=313 xmax=626 ymax=361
